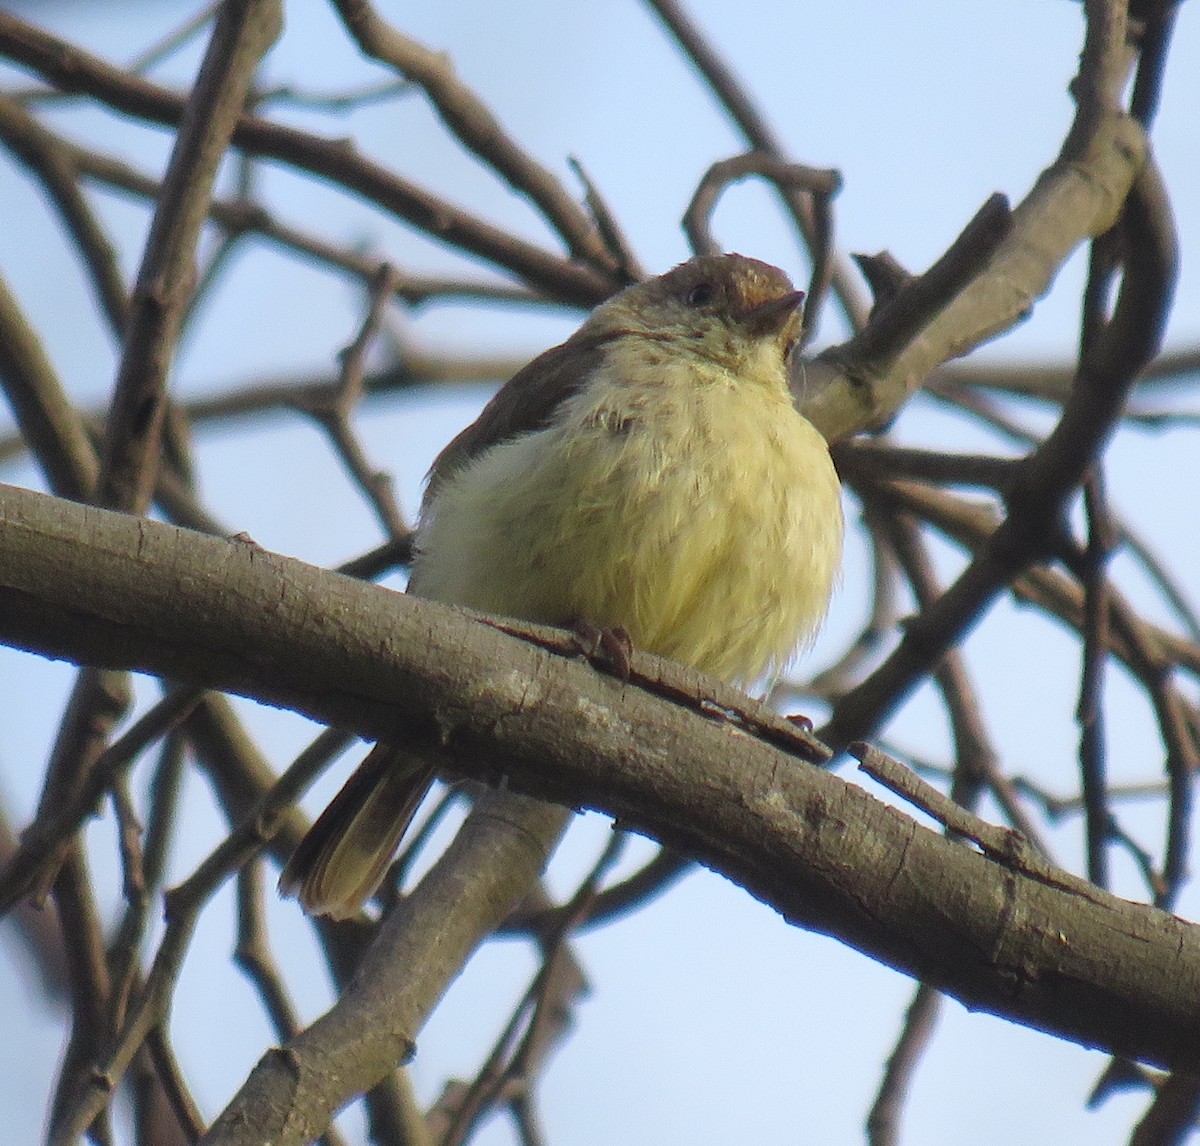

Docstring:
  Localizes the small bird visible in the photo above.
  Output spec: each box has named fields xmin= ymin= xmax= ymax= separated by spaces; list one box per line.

xmin=279 ymin=253 xmax=843 ymax=918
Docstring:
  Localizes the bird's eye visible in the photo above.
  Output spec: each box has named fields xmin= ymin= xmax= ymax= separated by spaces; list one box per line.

xmin=685 ymin=282 xmax=715 ymax=307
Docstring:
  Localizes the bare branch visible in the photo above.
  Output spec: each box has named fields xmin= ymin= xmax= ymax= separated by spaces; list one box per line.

xmin=645 ymin=0 xmax=871 ymax=331
xmin=4 ymin=485 xmax=1200 ymax=1076
xmin=683 ymin=152 xmax=842 ymax=342
xmin=330 ymin=0 xmax=620 ymax=275
xmin=0 ymin=12 xmax=619 ymax=306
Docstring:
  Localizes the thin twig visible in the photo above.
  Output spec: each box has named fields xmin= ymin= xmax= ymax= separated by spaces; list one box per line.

xmin=126 ymin=2 xmax=222 ymax=74
xmin=879 ymin=511 xmax=1049 ymax=854
xmin=143 ymin=1025 xmax=206 ymax=1142
xmin=645 ymin=0 xmax=870 ymax=332
xmin=501 ymin=844 xmax=692 ymax=936
xmin=329 ymin=0 xmax=620 ymax=276
xmin=438 ymin=832 xmax=624 ymax=1146
xmin=683 ymin=152 xmax=841 ymax=343
xmin=567 ymin=155 xmax=645 ymax=283
xmin=234 ymin=858 xmax=305 ymax=1041
xmin=0 ymin=96 xmax=128 ymax=334
xmin=295 ymin=262 xmax=409 ymax=540
xmin=867 ymin=985 xmax=942 ymax=1146
xmin=0 ymin=687 xmax=204 ymax=912
xmin=48 ymin=724 xmax=353 ymax=1143
xmin=1077 ymin=469 xmax=1116 ymax=889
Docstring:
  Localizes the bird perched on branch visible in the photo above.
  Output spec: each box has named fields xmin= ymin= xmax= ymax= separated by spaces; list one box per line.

xmin=280 ymin=253 xmax=844 ymax=918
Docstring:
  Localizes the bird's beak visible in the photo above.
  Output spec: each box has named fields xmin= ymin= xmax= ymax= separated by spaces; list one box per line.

xmin=740 ymin=290 xmax=806 ymax=336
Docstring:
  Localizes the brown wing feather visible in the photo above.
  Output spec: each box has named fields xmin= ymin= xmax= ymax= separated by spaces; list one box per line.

xmin=422 ymin=328 xmax=614 ymax=509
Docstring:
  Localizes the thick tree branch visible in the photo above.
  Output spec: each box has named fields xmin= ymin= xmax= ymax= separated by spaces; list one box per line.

xmin=2 ymin=483 xmax=1200 ymax=1072
xmin=803 ymin=110 xmax=1147 ymax=443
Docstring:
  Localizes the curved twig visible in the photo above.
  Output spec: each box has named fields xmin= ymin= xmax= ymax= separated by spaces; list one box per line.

xmin=683 ymin=152 xmax=842 ymax=341
xmin=645 ymin=0 xmax=870 ymax=332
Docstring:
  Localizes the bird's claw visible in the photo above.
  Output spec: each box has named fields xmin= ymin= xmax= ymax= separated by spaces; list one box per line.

xmin=570 ymin=620 xmax=634 ymax=681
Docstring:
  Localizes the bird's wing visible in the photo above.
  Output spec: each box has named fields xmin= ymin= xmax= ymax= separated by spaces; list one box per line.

xmin=422 ymin=329 xmax=614 ymax=510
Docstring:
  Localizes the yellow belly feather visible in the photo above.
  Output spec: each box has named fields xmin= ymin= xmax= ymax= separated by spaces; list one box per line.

xmin=412 ymin=355 xmax=842 ymax=685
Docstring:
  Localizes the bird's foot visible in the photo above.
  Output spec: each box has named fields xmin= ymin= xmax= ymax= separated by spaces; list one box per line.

xmin=569 ymin=620 xmax=634 ymax=681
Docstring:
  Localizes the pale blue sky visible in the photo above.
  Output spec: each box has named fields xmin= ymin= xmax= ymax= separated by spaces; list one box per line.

xmin=2 ymin=3 xmax=1198 ymax=1143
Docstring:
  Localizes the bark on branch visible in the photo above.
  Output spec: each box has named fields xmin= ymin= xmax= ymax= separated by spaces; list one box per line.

xmin=1 ymin=482 xmax=1199 ymax=1072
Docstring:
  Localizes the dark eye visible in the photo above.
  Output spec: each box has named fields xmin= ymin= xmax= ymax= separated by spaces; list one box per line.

xmin=685 ymin=282 xmax=715 ymax=307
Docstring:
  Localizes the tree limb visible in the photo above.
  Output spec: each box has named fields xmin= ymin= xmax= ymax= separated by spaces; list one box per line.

xmin=2 ymin=482 xmax=1199 ymax=1072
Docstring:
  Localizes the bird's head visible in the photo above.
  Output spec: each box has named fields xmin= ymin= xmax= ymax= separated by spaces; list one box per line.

xmin=584 ymin=254 xmax=805 ymax=379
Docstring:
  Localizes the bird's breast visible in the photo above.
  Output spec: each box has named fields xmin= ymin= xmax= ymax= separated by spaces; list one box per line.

xmin=412 ymin=362 xmax=842 ymax=685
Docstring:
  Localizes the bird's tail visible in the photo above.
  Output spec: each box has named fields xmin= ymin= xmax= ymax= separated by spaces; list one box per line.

xmin=279 ymin=742 xmax=435 ymax=919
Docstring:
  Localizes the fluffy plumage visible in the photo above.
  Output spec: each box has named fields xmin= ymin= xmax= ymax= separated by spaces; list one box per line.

xmin=280 ymin=253 xmax=843 ymax=918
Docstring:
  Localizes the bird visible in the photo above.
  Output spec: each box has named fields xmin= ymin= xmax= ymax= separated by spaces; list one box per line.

xmin=279 ymin=253 xmax=844 ymax=918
